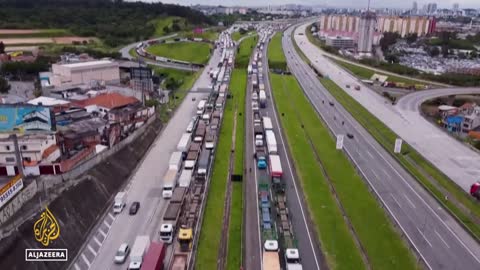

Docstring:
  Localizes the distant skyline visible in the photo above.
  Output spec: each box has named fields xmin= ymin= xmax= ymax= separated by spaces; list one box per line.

xmin=142 ymin=0 xmax=480 ymax=9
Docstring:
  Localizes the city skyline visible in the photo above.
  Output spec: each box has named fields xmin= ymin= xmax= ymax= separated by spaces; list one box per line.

xmin=145 ymin=0 xmax=480 ymax=9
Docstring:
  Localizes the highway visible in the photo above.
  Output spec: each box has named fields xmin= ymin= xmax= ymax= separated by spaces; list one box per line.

xmin=293 ymin=22 xmax=480 ymax=193
xmin=243 ymin=28 xmax=324 ymax=270
xmin=284 ymin=24 xmax=480 ymax=270
xmin=69 ymin=38 xmax=224 ymax=270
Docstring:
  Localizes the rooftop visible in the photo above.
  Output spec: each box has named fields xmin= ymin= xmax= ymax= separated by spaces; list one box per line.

xmin=74 ymin=93 xmax=139 ymax=110
xmin=28 ymin=96 xmax=70 ymax=107
xmin=61 ymin=60 xmax=115 ymax=69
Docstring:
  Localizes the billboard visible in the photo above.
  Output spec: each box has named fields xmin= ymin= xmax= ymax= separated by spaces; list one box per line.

xmin=0 ymin=175 xmax=23 ymax=209
xmin=0 ymin=105 xmax=55 ymax=133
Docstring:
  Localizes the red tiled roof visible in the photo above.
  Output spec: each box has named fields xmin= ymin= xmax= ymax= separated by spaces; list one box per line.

xmin=74 ymin=93 xmax=139 ymax=110
xmin=460 ymin=102 xmax=475 ymax=110
xmin=42 ymin=144 xmax=59 ymax=159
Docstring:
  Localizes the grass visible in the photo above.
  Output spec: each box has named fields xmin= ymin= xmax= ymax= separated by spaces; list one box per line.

xmin=235 ymin=34 xmax=258 ymax=69
xmin=146 ymin=42 xmax=212 ymax=64
xmin=0 ymin=28 xmax=71 ymax=38
xmin=230 ymin=69 xmax=247 ymax=175
xmin=226 ymin=182 xmax=243 ymax=270
xmin=319 ymin=77 xmax=480 ymax=241
xmin=267 ymin=32 xmax=287 ymax=70
xmin=270 ymin=73 xmax=417 ymax=270
xmin=181 ymin=29 xmax=220 ymax=41
xmin=232 ymin=31 xmax=252 ymax=42
xmin=150 ymin=16 xmax=186 ymax=37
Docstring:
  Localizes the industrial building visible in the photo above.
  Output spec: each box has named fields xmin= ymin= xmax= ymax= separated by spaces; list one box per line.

xmin=50 ymin=60 xmax=120 ymax=87
xmin=325 ymin=36 xmax=355 ymax=48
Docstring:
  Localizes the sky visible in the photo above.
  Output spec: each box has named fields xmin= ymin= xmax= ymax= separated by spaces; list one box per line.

xmin=144 ymin=0 xmax=480 ymax=9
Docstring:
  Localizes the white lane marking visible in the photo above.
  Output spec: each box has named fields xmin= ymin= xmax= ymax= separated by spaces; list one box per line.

xmin=366 ymin=149 xmax=374 ymax=159
xmin=93 ymin=236 xmax=102 ymax=247
xmin=87 ymin=245 xmax=97 ymax=257
xmin=103 ymin=220 xmax=111 ymax=229
xmin=403 ymin=193 xmax=417 ymax=209
xmin=435 ymin=230 xmax=450 ymax=249
xmin=417 ymin=227 xmax=433 ymax=247
xmin=99 ymin=229 xmax=107 ymax=238
xmin=390 ymin=194 xmax=402 ymax=209
xmin=265 ymin=49 xmax=321 ymax=269
xmin=81 ymin=253 xmax=91 ymax=267
xmin=74 ymin=263 xmax=81 ymax=270
xmin=371 ymin=169 xmax=380 ymax=181
xmin=108 ymin=213 xmax=115 ymax=221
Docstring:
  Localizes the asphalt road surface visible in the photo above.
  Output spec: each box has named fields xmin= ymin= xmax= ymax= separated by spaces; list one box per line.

xmin=68 ymin=38 xmax=227 ymax=270
xmin=284 ymin=24 xmax=480 ymax=270
xmin=294 ymin=22 xmax=480 ymax=193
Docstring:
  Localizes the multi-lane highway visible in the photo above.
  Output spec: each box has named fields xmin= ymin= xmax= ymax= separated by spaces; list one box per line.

xmin=293 ymin=22 xmax=480 ymax=193
xmin=69 ymin=37 xmax=225 ymax=270
xmin=244 ymin=28 xmax=324 ymax=270
xmin=284 ymin=24 xmax=480 ymax=270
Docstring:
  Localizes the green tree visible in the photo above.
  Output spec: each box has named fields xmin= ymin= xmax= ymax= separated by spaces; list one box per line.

xmin=33 ymin=79 xmax=42 ymax=97
xmin=405 ymin=33 xmax=418 ymax=44
xmin=428 ymin=46 xmax=440 ymax=57
xmin=470 ymin=51 xmax=478 ymax=58
xmin=0 ymin=76 xmax=11 ymax=94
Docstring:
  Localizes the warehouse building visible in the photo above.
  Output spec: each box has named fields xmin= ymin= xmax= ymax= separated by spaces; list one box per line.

xmin=50 ymin=60 xmax=120 ymax=87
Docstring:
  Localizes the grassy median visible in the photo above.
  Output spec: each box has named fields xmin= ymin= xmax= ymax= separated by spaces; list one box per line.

xmin=270 ymin=73 xmax=417 ymax=270
xmin=268 ymin=32 xmax=287 ymax=70
xmin=235 ymin=34 xmax=258 ymax=68
xmin=320 ymin=78 xmax=480 ymax=240
xmin=146 ymin=41 xmax=211 ymax=64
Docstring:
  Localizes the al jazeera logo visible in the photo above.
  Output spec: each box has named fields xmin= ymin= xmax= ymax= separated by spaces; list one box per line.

xmin=25 ymin=207 xmax=68 ymax=262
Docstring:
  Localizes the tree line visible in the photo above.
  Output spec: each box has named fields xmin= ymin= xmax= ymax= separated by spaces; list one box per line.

xmin=0 ymin=0 xmax=212 ymax=47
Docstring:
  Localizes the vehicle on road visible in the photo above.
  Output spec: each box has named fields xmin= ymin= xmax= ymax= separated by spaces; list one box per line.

xmin=329 ymin=101 xmax=334 ymax=106
xmin=129 ymin=235 xmax=150 ymax=270
xmin=471 ymin=182 xmax=480 ymax=199
xmin=168 ymin=152 xmax=183 ymax=172
xmin=184 ymin=150 xmax=199 ymax=169
xmin=263 ymin=240 xmax=280 ymax=270
xmin=140 ymin=242 xmax=166 ymax=270
xmin=354 ymin=85 xmax=361 ymax=91
xmin=269 ymin=155 xmax=283 ymax=181
xmin=186 ymin=117 xmax=197 ymax=133
xmin=252 ymin=101 xmax=259 ymax=112
xmin=256 ymin=147 xmax=267 ymax=169
xmin=113 ymin=192 xmax=127 ymax=214
xmin=161 ymin=187 xmax=187 ymax=244
xmin=347 ymin=133 xmax=354 ymax=139
xmin=196 ymin=149 xmax=211 ymax=181
xmin=252 ymin=92 xmax=258 ymax=101
xmin=178 ymin=168 xmax=193 ymax=187
xmin=196 ymin=100 xmax=206 ymax=115
xmin=129 ymin=201 xmax=140 ymax=215
xmin=162 ymin=169 xmax=178 ymax=199
xmin=177 ymin=133 xmax=192 ymax=155
xmin=114 ymin=243 xmax=130 ymax=264
xmin=346 ymin=84 xmax=350 ymax=88
xmin=263 ymin=117 xmax=273 ymax=131
xmin=205 ymin=132 xmax=215 ymax=150
xmin=285 ymin=248 xmax=303 ymax=270
xmin=259 ymin=90 xmax=267 ymax=108
xmin=266 ymin=130 xmax=277 ymax=154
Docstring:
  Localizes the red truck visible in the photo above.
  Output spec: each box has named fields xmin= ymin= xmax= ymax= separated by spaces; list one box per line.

xmin=470 ymin=182 xmax=480 ymax=199
xmin=140 ymin=242 xmax=166 ymax=270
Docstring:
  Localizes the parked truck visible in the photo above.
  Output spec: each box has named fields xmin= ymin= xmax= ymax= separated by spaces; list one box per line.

xmin=263 ymin=240 xmax=280 ymax=270
xmin=177 ymin=133 xmax=192 ymax=155
xmin=184 ymin=151 xmax=199 ymax=169
xmin=162 ymin=169 xmax=178 ymax=199
xmin=140 ymin=242 xmax=166 ymax=270
xmin=129 ymin=235 xmax=151 ymax=270
xmin=169 ymin=152 xmax=183 ymax=172
xmin=285 ymin=248 xmax=303 ymax=270
xmin=266 ymin=130 xmax=277 ymax=154
xmin=259 ymin=90 xmax=267 ymax=108
xmin=160 ymin=187 xmax=187 ymax=244
xmin=113 ymin=192 xmax=126 ymax=214
xmin=194 ymin=122 xmax=206 ymax=143
xmin=205 ymin=132 xmax=215 ymax=150
xmin=263 ymin=117 xmax=273 ymax=131
xmin=196 ymin=149 xmax=211 ymax=181
xmin=178 ymin=168 xmax=193 ymax=187
xmin=269 ymin=154 xmax=283 ymax=184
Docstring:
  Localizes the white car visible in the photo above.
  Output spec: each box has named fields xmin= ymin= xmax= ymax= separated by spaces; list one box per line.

xmin=114 ymin=243 xmax=130 ymax=264
xmin=252 ymin=92 xmax=258 ymax=101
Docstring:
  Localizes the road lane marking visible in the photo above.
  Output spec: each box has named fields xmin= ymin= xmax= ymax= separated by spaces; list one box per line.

xmin=403 ymin=193 xmax=416 ymax=209
xmin=417 ymin=227 xmax=433 ymax=247
xmin=81 ymin=253 xmax=91 ymax=267
xmin=87 ymin=245 xmax=97 ymax=256
xmin=108 ymin=213 xmax=115 ymax=221
xmin=435 ymin=230 xmax=450 ymax=249
xmin=99 ymin=229 xmax=107 ymax=238
xmin=93 ymin=236 xmax=102 ymax=247
xmin=103 ymin=220 xmax=111 ymax=229
xmin=371 ymin=169 xmax=380 ymax=181
xmin=74 ymin=263 xmax=81 ymax=270
xmin=390 ymin=194 xmax=402 ymax=209
xmin=366 ymin=149 xmax=374 ymax=159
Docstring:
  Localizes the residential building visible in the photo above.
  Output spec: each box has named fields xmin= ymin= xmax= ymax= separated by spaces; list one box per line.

xmin=50 ymin=60 xmax=120 ymax=87
xmin=358 ymin=11 xmax=376 ymax=54
xmin=462 ymin=107 xmax=480 ymax=132
xmin=73 ymin=92 xmax=140 ymax=116
xmin=27 ymin=96 xmax=71 ymax=113
xmin=325 ymin=36 xmax=355 ymax=48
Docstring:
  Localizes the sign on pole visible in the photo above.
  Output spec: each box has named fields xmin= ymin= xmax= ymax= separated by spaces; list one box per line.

xmin=336 ymin=135 xmax=344 ymax=150
xmin=394 ymin=138 xmax=403 ymax=153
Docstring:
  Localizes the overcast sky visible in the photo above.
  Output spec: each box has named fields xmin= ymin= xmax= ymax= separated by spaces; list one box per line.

xmin=145 ymin=0 xmax=480 ymax=9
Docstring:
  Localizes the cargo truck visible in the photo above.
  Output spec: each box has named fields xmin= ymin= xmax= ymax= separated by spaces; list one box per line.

xmin=169 ymin=152 xmax=183 ymax=172
xmin=129 ymin=235 xmax=151 ymax=270
xmin=162 ymin=169 xmax=178 ymax=198
xmin=160 ymin=187 xmax=186 ymax=244
xmin=194 ymin=122 xmax=206 ymax=143
xmin=196 ymin=100 xmax=206 ymax=115
xmin=113 ymin=192 xmax=126 ymax=214
xmin=205 ymin=132 xmax=215 ymax=150
xmin=177 ymin=133 xmax=192 ymax=155
xmin=263 ymin=117 xmax=273 ymax=131
xmin=178 ymin=168 xmax=193 ymax=187
xmin=184 ymin=151 xmax=199 ymax=169
xmin=266 ymin=130 xmax=277 ymax=154
xmin=259 ymin=90 xmax=267 ymax=108
xmin=196 ymin=150 xmax=211 ymax=181
xmin=285 ymin=248 xmax=303 ymax=270
xmin=140 ymin=242 xmax=166 ymax=270
xmin=263 ymin=240 xmax=280 ymax=270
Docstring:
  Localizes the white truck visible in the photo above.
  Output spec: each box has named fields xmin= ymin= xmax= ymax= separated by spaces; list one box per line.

xmin=259 ymin=90 xmax=267 ymax=108
xmin=128 ymin=235 xmax=150 ymax=270
xmin=178 ymin=168 xmax=193 ymax=187
xmin=113 ymin=192 xmax=126 ymax=214
xmin=285 ymin=248 xmax=303 ymax=270
xmin=266 ymin=130 xmax=277 ymax=154
xmin=197 ymin=100 xmax=206 ymax=115
xmin=177 ymin=133 xmax=191 ymax=154
xmin=162 ymin=169 xmax=178 ymax=199
xmin=263 ymin=240 xmax=280 ymax=270
xmin=263 ymin=117 xmax=273 ymax=131
xmin=169 ymin=151 xmax=183 ymax=172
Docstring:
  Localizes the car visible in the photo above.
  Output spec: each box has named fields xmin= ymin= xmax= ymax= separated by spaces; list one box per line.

xmin=114 ymin=243 xmax=130 ymax=264
xmin=329 ymin=101 xmax=334 ymax=106
xmin=354 ymin=85 xmax=361 ymax=91
xmin=346 ymin=84 xmax=350 ymax=88
xmin=252 ymin=92 xmax=258 ymax=100
xmin=347 ymin=133 xmax=354 ymax=139
xmin=129 ymin=201 xmax=140 ymax=215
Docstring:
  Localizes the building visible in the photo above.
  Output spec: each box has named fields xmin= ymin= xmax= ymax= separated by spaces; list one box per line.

xmin=27 ymin=96 xmax=71 ymax=114
xmin=412 ymin=1 xmax=418 ymax=14
xmin=453 ymin=3 xmax=459 ymax=12
xmin=427 ymin=3 xmax=437 ymax=14
xmin=358 ymin=11 xmax=376 ymax=54
xmin=73 ymin=92 xmax=140 ymax=117
xmin=50 ymin=60 xmax=120 ymax=87
xmin=325 ymin=36 xmax=355 ymax=48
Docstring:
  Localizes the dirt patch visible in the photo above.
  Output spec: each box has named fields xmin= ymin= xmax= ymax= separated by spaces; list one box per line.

xmin=0 ymin=29 xmax=44 ymax=34
xmin=0 ymin=118 xmax=163 ymax=270
xmin=1 ymin=37 xmax=95 ymax=45
xmin=53 ymin=37 xmax=95 ymax=44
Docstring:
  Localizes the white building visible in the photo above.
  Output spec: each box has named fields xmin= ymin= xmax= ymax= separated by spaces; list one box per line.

xmin=358 ymin=11 xmax=376 ymax=55
xmin=325 ymin=36 xmax=355 ymax=48
xmin=0 ymin=133 xmax=59 ymax=165
xmin=50 ymin=60 xmax=120 ymax=87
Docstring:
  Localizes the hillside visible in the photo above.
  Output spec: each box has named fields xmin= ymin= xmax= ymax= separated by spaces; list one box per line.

xmin=0 ymin=0 xmax=212 ymax=47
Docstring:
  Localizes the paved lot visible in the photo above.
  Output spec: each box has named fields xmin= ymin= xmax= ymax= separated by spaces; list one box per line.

xmin=287 ymin=23 xmax=480 ymax=270
xmin=294 ymin=22 xmax=480 ymax=193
